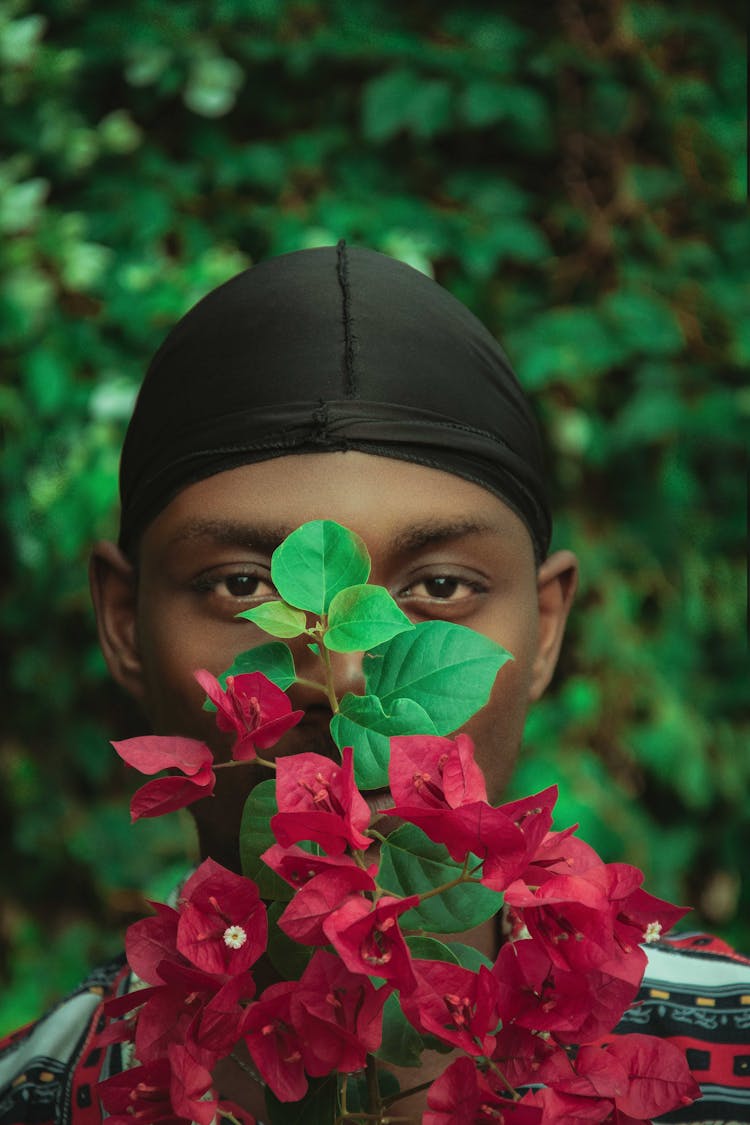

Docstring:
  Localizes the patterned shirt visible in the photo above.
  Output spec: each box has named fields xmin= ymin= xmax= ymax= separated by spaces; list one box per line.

xmin=1 ymin=934 xmax=749 ymax=1123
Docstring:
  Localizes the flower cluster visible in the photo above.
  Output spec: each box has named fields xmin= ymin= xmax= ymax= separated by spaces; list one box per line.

xmin=112 ymin=670 xmax=303 ymax=821
xmin=102 ymin=672 xmax=699 ymax=1124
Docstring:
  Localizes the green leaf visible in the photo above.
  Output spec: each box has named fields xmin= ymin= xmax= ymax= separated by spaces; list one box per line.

xmin=364 ymin=620 xmax=512 ymax=734
xmin=267 ymin=900 xmax=314 ymax=979
xmin=324 ymin=584 xmax=413 ymax=653
xmin=237 ymin=600 xmax=308 ymax=638
xmin=330 ymin=694 xmax=437 ymax=790
xmin=239 ymin=780 xmax=291 ymax=902
xmin=378 ymin=824 xmax=503 ymax=933
xmin=375 ymin=991 xmax=424 ymax=1068
xmin=203 ymin=643 xmax=296 ymax=711
xmin=271 ymin=520 xmax=370 ymax=614
xmin=264 ymin=1074 xmax=338 ymax=1125
xmin=406 ymin=934 xmax=460 ymax=964
xmin=448 ymin=942 xmax=495 ymax=972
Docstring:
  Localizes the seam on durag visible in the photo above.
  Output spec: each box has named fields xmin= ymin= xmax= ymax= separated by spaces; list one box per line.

xmin=336 ymin=238 xmax=357 ymax=397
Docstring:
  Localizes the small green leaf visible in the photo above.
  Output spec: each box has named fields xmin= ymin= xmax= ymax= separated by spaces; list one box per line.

xmin=378 ymin=824 xmax=503 ymax=933
xmin=203 ymin=642 xmax=296 ymax=710
xmin=237 ymin=600 xmax=308 ymax=638
xmin=271 ymin=520 xmax=370 ymax=614
xmin=330 ymin=694 xmax=437 ymax=790
xmin=364 ymin=620 xmax=512 ymax=734
xmin=324 ymin=584 xmax=413 ymax=652
xmin=264 ymin=1074 xmax=339 ymax=1125
xmin=239 ymin=780 xmax=291 ymax=902
xmin=267 ymin=900 xmax=314 ymax=979
xmin=375 ymin=991 xmax=424 ymax=1068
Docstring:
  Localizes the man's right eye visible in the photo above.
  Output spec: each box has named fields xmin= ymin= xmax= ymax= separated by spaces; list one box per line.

xmin=192 ymin=570 xmax=276 ymax=601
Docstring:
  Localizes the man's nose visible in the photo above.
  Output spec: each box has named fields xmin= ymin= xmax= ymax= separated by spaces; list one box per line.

xmin=327 ymin=649 xmax=367 ymax=703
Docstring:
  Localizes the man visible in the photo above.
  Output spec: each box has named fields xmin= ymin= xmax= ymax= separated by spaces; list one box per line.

xmin=1 ymin=244 xmax=748 ymax=1122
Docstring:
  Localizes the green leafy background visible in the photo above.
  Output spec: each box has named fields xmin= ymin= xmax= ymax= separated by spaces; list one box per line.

xmin=1 ymin=0 xmax=747 ymax=1033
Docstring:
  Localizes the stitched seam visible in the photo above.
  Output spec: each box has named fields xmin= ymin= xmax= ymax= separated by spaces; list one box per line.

xmin=336 ymin=239 xmax=356 ymax=397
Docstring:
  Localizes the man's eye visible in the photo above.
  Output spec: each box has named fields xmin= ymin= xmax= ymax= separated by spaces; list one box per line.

xmin=401 ymin=575 xmax=484 ymax=601
xmin=421 ymin=577 xmax=461 ymax=599
xmin=222 ymin=574 xmax=268 ymax=598
xmin=193 ymin=571 xmax=276 ymax=600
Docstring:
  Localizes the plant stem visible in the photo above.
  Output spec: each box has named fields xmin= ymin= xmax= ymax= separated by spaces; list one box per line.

xmin=365 ymin=1054 xmax=381 ymax=1118
xmin=293 ymin=676 xmax=330 ymax=695
xmin=214 ymin=755 xmax=277 ymax=771
xmin=417 ymin=871 xmax=480 ymax=904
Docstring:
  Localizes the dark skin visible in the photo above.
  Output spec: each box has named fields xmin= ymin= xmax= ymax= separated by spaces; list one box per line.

xmin=90 ymin=450 xmax=578 ymax=1119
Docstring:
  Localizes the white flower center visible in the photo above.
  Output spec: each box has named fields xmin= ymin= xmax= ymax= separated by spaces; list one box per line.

xmin=643 ymin=921 xmax=662 ymax=944
xmin=223 ymin=924 xmax=248 ymax=949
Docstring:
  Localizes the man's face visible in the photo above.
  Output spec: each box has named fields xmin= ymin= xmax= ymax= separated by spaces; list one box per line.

xmin=97 ymin=452 xmax=575 ymax=863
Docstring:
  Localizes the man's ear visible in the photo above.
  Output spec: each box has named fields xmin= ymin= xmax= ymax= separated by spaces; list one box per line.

xmin=529 ymin=549 xmax=579 ymax=701
xmin=89 ymin=540 xmax=146 ymax=703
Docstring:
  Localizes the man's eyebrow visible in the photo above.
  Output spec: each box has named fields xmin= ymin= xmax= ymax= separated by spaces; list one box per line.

xmin=167 ymin=518 xmax=292 ymax=553
xmin=392 ymin=519 xmax=501 ymax=553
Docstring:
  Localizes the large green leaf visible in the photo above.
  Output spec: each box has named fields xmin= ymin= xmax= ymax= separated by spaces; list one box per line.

xmin=239 ymin=780 xmax=291 ymax=902
xmin=270 ymin=520 xmax=370 ymax=614
xmin=264 ymin=1075 xmax=338 ymax=1125
xmin=378 ymin=824 xmax=503 ymax=933
xmin=363 ymin=620 xmax=512 ymax=734
xmin=324 ymin=584 xmax=413 ymax=653
xmin=330 ymin=694 xmax=437 ymax=790
xmin=237 ymin=600 xmax=308 ymax=638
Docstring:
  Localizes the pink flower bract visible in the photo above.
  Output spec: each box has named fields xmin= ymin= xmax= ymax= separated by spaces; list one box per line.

xmin=195 ymin=669 xmax=303 ymax=760
xmin=271 ymin=747 xmax=371 ymax=854
xmin=177 ymin=858 xmax=267 ymax=976
xmin=112 ymin=736 xmax=216 ymax=821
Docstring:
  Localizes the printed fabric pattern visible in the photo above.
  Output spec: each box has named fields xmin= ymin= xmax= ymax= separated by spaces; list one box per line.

xmin=0 ymin=935 xmax=749 ymax=1123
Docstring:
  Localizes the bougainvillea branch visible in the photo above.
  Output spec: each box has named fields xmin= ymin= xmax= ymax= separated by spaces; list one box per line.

xmin=102 ymin=521 xmax=699 ymax=1124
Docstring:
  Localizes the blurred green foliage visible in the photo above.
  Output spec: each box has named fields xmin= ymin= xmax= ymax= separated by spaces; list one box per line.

xmin=1 ymin=0 xmax=747 ymax=1033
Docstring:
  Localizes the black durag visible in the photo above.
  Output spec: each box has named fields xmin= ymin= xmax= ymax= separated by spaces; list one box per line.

xmin=118 ymin=243 xmax=552 ymax=560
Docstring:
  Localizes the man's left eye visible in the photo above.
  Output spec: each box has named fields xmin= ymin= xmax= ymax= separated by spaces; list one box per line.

xmin=400 ymin=575 xmax=484 ymax=601
xmin=420 ymin=577 xmax=461 ymax=599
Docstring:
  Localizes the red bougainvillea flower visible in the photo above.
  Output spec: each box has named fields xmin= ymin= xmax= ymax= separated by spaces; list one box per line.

xmin=127 ymin=960 xmax=226 ymax=1063
xmin=165 ymin=1042 xmax=220 ymax=1125
xmin=402 ymin=962 xmax=501 ymax=1056
xmin=290 ymin=950 xmax=389 ymax=1076
xmin=98 ymin=1058 xmax=189 ymax=1124
xmin=271 ymin=747 xmax=372 ymax=854
xmin=195 ymin=669 xmax=303 ymax=760
xmin=261 ymin=842 xmax=378 ymax=889
xmin=125 ymin=901 xmax=181 ymax=984
xmin=387 ymin=733 xmax=488 ymax=809
xmin=493 ymin=938 xmax=640 ymax=1044
xmin=177 ymin=858 xmax=267 ymax=976
xmin=323 ymin=893 xmax=419 ymax=993
xmin=553 ymin=1034 xmax=700 ymax=1121
xmin=243 ymin=981 xmax=307 ymax=1103
xmin=503 ymin=872 xmax=622 ymax=973
xmin=581 ymin=862 xmax=689 ymax=953
xmin=494 ymin=786 xmax=557 ymax=860
xmin=112 ymin=735 xmax=215 ymax=821
xmin=424 ymin=1057 xmax=543 ymax=1125
xmin=98 ymin=1051 xmax=256 ymax=1125
xmin=277 ymin=867 xmax=376 ymax=946
xmin=489 ymin=1023 xmax=571 ymax=1092
xmin=384 ymin=735 xmax=529 ymax=885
